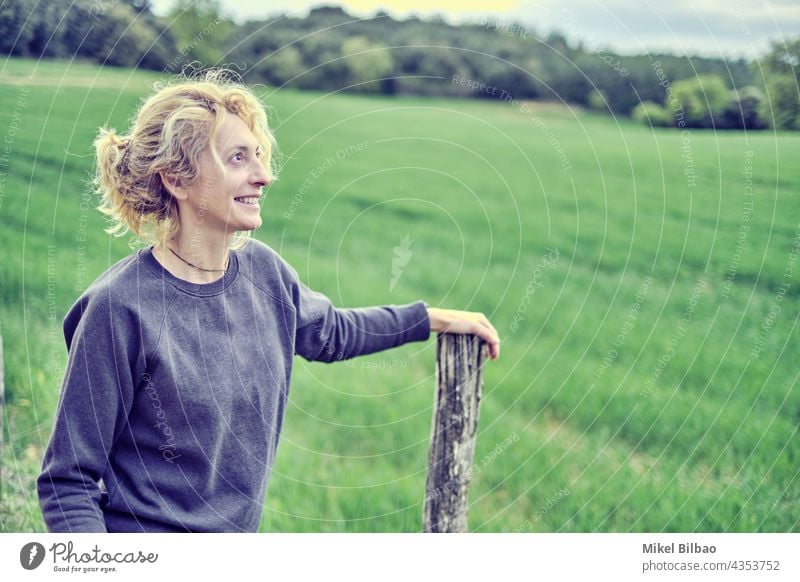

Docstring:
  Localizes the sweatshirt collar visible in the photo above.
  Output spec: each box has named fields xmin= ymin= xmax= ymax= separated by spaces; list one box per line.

xmin=139 ymin=245 xmax=240 ymax=297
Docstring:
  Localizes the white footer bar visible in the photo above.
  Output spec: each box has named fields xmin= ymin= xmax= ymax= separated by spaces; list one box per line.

xmin=2 ymin=533 xmax=797 ymax=581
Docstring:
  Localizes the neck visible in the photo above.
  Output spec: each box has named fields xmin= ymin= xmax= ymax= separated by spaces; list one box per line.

xmin=156 ymin=230 xmax=234 ymax=284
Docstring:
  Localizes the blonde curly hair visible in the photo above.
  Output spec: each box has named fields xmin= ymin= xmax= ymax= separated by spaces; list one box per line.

xmin=93 ymin=69 xmax=279 ymax=249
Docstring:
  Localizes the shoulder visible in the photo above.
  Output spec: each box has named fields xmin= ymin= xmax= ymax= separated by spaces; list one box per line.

xmin=237 ymin=237 xmax=281 ymax=264
xmin=236 ymin=238 xmax=299 ymax=285
xmin=64 ymin=250 xmax=149 ymax=344
xmin=77 ymin=250 xmax=142 ymax=304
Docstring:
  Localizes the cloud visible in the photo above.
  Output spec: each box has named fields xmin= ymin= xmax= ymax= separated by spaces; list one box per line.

xmin=513 ymin=0 xmax=797 ymax=57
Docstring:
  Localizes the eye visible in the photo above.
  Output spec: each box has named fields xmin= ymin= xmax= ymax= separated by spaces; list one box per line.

xmin=231 ymin=151 xmax=245 ymax=163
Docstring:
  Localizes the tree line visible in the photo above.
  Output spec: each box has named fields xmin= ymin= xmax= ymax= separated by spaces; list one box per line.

xmin=2 ymin=0 xmax=798 ymax=130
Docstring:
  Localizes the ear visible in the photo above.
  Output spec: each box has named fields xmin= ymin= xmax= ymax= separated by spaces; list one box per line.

xmin=159 ymin=171 xmax=188 ymax=201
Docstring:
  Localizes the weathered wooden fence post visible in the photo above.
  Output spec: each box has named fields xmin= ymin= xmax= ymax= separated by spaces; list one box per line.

xmin=423 ymin=332 xmax=486 ymax=532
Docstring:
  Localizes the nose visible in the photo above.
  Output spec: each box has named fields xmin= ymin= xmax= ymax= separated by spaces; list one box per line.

xmin=250 ymin=159 xmax=272 ymax=188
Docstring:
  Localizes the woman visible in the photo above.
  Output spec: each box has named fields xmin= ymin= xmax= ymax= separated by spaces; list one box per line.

xmin=37 ymin=70 xmax=500 ymax=533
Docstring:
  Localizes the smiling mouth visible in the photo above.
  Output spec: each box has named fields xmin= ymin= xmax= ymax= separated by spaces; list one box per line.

xmin=234 ymin=196 xmax=260 ymax=206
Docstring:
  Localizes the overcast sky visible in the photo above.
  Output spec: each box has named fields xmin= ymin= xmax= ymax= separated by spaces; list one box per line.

xmin=150 ymin=0 xmax=799 ymax=58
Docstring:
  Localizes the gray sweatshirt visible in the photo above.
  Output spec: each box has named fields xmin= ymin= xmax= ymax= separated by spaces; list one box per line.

xmin=37 ymin=238 xmax=430 ymax=532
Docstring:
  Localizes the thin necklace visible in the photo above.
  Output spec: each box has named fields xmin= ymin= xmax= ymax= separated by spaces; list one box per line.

xmin=168 ymin=246 xmax=229 ymax=273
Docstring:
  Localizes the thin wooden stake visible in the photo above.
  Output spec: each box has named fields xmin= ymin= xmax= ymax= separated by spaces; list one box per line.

xmin=423 ymin=332 xmax=486 ymax=532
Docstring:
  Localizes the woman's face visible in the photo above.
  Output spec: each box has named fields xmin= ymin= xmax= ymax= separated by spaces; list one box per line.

xmin=179 ymin=112 xmax=272 ymax=235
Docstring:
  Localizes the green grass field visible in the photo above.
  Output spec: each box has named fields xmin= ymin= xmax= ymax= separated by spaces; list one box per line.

xmin=1 ymin=57 xmax=798 ymax=532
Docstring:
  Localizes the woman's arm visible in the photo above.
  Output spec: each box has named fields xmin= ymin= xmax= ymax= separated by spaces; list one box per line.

xmin=280 ymin=252 xmax=500 ymax=362
xmin=292 ymin=279 xmax=430 ymax=362
xmin=427 ymin=307 xmax=501 ymax=360
xmin=37 ymin=289 xmax=140 ymax=532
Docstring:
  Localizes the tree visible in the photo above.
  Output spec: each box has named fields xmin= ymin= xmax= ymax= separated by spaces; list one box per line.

xmin=166 ymin=0 xmax=236 ymax=70
xmin=588 ymin=89 xmax=608 ymax=111
xmin=758 ymin=38 xmax=800 ymax=130
xmin=96 ymin=4 xmax=158 ymax=68
xmin=722 ymin=86 xmax=767 ymax=130
xmin=632 ymin=101 xmax=671 ymax=127
xmin=298 ymin=34 xmax=351 ymax=91
xmin=341 ymin=36 xmax=394 ymax=93
xmin=251 ymin=45 xmax=305 ymax=87
xmin=0 ymin=0 xmax=36 ymax=56
xmin=25 ymin=0 xmax=64 ymax=57
xmin=671 ymin=74 xmax=729 ymax=128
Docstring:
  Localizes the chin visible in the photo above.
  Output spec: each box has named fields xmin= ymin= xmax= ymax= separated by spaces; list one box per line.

xmin=239 ymin=218 xmax=262 ymax=231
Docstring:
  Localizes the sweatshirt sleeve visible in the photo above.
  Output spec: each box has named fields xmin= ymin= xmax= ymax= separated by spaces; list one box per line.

xmin=37 ymin=287 xmax=141 ymax=533
xmin=287 ymin=264 xmax=431 ymax=363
